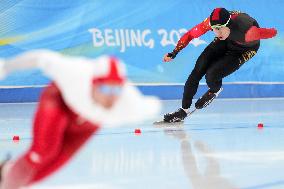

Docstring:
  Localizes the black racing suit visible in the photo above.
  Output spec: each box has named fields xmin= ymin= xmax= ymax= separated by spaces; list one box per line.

xmin=174 ymin=12 xmax=260 ymax=109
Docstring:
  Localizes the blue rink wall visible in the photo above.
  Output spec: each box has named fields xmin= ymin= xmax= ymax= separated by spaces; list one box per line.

xmin=0 ymin=0 xmax=283 ymax=102
xmin=0 ymin=83 xmax=283 ymax=103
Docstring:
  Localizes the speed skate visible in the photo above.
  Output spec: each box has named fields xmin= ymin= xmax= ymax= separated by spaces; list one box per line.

xmin=153 ymin=109 xmax=197 ymax=125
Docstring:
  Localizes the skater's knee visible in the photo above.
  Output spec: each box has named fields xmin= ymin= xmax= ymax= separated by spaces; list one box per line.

xmin=205 ymin=71 xmax=217 ymax=84
xmin=38 ymin=84 xmax=66 ymax=111
xmin=26 ymin=149 xmax=60 ymax=167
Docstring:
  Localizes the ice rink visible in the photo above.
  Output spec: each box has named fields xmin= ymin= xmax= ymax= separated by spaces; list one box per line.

xmin=0 ymin=98 xmax=283 ymax=189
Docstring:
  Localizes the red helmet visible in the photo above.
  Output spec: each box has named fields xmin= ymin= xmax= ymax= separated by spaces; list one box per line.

xmin=92 ymin=57 xmax=125 ymax=85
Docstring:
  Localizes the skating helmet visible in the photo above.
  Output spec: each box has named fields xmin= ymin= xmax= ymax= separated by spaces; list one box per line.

xmin=210 ymin=8 xmax=231 ymax=29
xmin=92 ymin=57 xmax=125 ymax=85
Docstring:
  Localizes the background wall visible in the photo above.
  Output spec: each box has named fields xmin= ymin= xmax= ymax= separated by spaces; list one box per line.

xmin=0 ymin=0 xmax=283 ymax=101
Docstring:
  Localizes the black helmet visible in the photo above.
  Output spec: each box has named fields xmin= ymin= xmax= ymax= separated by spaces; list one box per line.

xmin=210 ymin=8 xmax=231 ymax=28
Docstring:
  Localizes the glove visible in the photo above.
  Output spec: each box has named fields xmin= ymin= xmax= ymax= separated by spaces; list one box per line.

xmin=167 ymin=51 xmax=177 ymax=59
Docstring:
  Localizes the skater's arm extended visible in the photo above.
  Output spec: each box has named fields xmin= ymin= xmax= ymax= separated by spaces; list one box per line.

xmin=164 ymin=17 xmax=211 ymax=62
xmin=2 ymin=50 xmax=62 ymax=77
xmin=245 ymin=26 xmax=277 ymax=42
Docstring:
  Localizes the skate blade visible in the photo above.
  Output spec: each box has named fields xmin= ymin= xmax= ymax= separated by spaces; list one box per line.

xmin=153 ymin=109 xmax=196 ymax=127
xmin=153 ymin=120 xmax=184 ymax=127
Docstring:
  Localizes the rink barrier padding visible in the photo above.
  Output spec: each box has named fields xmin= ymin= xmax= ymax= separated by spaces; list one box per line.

xmin=0 ymin=83 xmax=283 ymax=103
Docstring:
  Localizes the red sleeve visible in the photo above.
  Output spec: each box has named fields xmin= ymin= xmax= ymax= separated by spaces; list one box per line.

xmin=245 ymin=26 xmax=277 ymax=42
xmin=173 ymin=17 xmax=211 ymax=53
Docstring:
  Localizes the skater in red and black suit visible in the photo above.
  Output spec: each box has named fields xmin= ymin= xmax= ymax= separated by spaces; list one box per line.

xmin=0 ymin=50 xmax=160 ymax=189
xmin=163 ymin=8 xmax=277 ymax=123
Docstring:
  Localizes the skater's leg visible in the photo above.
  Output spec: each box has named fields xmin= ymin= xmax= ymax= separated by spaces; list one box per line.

xmin=0 ymin=84 xmax=70 ymax=189
xmin=164 ymin=39 xmax=227 ymax=122
xmin=32 ymin=120 xmax=99 ymax=183
xmin=195 ymin=49 xmax=258 ymax=109
xmin=206 ymin=49 xmax=258 ymax=92
xmin=182 ymin=38 xmax=227 ymax=109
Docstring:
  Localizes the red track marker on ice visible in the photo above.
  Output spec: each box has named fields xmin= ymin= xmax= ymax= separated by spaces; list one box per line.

xmin=134 ymin=129 xmax=142 ymax=135
xmin=13 ymin=135 xmax=20 ymax=141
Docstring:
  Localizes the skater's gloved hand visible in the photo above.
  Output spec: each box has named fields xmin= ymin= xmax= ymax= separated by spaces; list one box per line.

xmin=0 ymin=59 xmax=7 ymax=79
xmin=163 ymin=52 xmax=176 ymax=62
